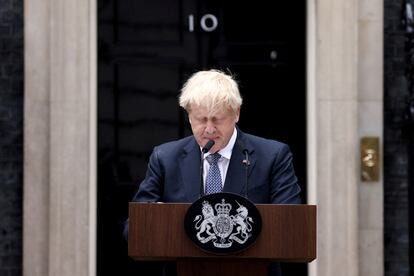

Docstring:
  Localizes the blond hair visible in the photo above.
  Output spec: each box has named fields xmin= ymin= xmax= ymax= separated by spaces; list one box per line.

xmin=179 ymin=69 xmax=242 ymax=114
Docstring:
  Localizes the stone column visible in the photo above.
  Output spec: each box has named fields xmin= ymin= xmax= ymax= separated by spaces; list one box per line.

xmin=24 ymin=0 xmax=50 ymax=274
xmin=308 ymin=0 xmax=360 ymax=275
xmin=357 ymin=0 xmax=384 ymax=275
xmin=23 ymin=0 xmax=97 ymax=275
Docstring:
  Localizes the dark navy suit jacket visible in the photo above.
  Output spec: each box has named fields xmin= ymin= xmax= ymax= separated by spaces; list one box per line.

xmin=127 ymin=129 xmax=302 ymax=276
xmin=131 ymin=129 xmax=301 ymax=204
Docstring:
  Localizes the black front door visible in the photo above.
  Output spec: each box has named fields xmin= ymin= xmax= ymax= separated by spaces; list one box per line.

xmin=98 ymin=1 xmax=306 ymax=275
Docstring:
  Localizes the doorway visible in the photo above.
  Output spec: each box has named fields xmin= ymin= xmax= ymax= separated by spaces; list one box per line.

xmin=98 ymin=0 xmax=307 ymax=275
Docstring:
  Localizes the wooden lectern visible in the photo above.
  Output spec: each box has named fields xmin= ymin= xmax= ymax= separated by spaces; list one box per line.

xmin=128 ymin=203 xmax=316 ymax=276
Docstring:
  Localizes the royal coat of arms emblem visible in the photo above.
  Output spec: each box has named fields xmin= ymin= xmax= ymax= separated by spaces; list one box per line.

xmin=185 ymin=193 xmax=262 ymax=254
xmin=194 ymin=199 xmax=253 ymax=248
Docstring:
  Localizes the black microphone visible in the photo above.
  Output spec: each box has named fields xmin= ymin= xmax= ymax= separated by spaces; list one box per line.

xmin=238 ymin=140 xmax=250 ymax=198
xmin=202 ymin=140 xmax=215 ymax=154
xmin=199 ymin=140 xmax=215 ymax=198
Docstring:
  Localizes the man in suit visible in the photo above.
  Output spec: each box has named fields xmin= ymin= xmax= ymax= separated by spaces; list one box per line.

xmin=127 ymin=69 xmax=301 ymax=275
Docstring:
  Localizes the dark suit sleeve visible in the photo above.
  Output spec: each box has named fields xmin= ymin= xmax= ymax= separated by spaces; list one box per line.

xmin=123 ymin=147 xmax=165 ymax=240
xmin=131 ymin=146 xmax=165 ymax=203
xmin=270 ymin=144 xmax=301 ymax=204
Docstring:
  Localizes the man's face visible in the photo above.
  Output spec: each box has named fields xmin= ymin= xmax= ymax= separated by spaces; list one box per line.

xmin=188 ymin=105 xmax=240 ymax=153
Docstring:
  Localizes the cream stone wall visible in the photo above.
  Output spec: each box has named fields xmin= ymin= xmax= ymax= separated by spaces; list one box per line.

xmin=307 ymin=0 xmax=359 ymax=275
xmin=23 ymin=0 xmax=97 ymax=275
xmin=357 ymin=0 xmax=384 ymax=274
xmin=308 ymin=0 xmax=383 ymax=276
xmin=24 ymin=1 xmax=50 ymax=274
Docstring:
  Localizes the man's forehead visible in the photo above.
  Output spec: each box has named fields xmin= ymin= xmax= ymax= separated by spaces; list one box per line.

xmin=189 ymin=104 xmax=232 ymax=116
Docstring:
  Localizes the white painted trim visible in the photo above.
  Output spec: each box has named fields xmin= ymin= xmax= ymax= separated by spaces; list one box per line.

xmin=88 ymin=0 xmax=97 ymax=275
xmin=306 ymin=0 xmax=318 ymax=275
xmin=306 ymin=0 xmax=317 ymax=207
xmin=24 ymin=0 xmax=97 ymax=275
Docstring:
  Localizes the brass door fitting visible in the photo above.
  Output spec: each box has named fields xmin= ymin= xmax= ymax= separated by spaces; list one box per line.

xmin=361 ymin=137 xmax=380 ymax=182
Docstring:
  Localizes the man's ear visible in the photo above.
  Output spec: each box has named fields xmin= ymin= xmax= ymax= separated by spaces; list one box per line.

xmin=187 ymin=110 xmax=192 ymax=124
xmin=235 ymin=108 xmax=240 ymax=123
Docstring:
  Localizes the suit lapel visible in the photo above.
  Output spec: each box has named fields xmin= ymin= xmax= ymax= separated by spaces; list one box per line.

xmin=178 ymin=130 xmax=257 ymax=200
xmin=223 ymin=132 xmax=256 ymax=194
xmin=179 ymin=139 xmax=202 ymax=202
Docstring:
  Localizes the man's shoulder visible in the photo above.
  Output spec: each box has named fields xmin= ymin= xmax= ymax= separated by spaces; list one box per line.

xmin=157 ymin=135 xmax=194 ymax=147
xmin=153 ymin=135 xmax=195 ymax=155
xmin=242 ymin=132 xmax=288 ymax=149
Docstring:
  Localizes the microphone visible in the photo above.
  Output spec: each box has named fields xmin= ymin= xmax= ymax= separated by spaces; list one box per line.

xmin=202 ymin=140 xmax=215 ymax=154
xmin=238 ymin=140 xmax=250 ymax=198
xmin=199 ymin=140 xmax=215 ymax=198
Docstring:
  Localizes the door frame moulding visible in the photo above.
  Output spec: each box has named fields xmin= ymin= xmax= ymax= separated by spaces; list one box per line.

xmin=23 ymin=0 xmax=97 ymax=275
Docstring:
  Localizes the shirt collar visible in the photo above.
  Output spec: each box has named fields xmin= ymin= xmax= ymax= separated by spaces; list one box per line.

xmin=214 ymin=127 xmax=237 ymax=160
xmin=200 ymin=127 xmax=238 ymax=160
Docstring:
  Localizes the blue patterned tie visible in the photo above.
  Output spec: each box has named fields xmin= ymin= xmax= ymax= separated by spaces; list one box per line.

xmin=205 ymin=153 xmax=222 ymax=194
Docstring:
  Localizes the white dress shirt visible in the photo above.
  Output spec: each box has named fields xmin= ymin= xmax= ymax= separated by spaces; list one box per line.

xmin=202 ymin=127 xmax=237 ymax=189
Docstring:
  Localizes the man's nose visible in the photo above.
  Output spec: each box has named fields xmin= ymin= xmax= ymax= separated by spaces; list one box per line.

xmin=205 ymin=121 xmax=216 ymax=134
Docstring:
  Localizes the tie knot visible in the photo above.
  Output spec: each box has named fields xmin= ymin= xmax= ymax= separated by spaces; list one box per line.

xmin=206 ymin=153 xmax=221 ymax=165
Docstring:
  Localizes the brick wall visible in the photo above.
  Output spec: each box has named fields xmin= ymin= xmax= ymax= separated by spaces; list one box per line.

xmin=0 ymin=0 xmax=23 ymax=275
xmin=384 ymin=0 xmax=411 ymax=275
